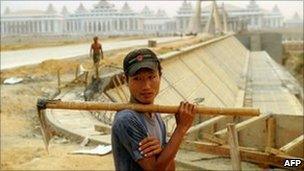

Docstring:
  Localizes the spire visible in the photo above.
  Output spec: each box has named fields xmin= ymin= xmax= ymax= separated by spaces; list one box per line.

xmin=177 ymin=0 xmax=193 ymax=16
xmin=249 ymin=0 xmax=257 ymax=6
xmin=4 ymin=7 xmax=10 ymax=14
xmin=46 ymin=4 xmax=56 ymax=14
xmin=141 ymin=5 xmax=153 ymax=16
xmin=121 ymin=2 xmax=132 ymax=13
xmin=272 ymin=4 xmax=280 ymax=13
xmin=76 ymin=3 xmax=87 ymax=13
xmin=247 ymin=0 xmax=259 ymax=10
xmin=97 ymin=0 xmax=110 ymax=7
xmin=156 ymin=9 xmax=167 ymax=17
xmin=293 ymin=12 xmax=300 ymax=20
xmin=92 ymin=0 xmax=116 ymax=13
xmin=61 ymin=6 xmax=69 ymax=15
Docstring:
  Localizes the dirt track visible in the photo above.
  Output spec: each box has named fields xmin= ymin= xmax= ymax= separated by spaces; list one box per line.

xmin=1 ymin=36 xmax=202 ymax=170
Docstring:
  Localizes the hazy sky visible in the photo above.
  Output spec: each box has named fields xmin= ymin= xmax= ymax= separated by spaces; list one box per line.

xmin=1 ymin=1 xmax=303 ymax=20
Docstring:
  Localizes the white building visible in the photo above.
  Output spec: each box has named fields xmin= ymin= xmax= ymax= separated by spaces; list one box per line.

xmin=1 ymin=0 xmax=286 ymax=36
xmin=1 ymin=4 xmax=63 ymax=36
xmin=285 ymin=12 xmax=303 ymax=28
xmin=176 ymin=0 xmax=284 ymax=33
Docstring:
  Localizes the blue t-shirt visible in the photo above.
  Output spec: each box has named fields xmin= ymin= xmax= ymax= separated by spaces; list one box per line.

xmin=111 ymin=109 xmax=166 ymax=171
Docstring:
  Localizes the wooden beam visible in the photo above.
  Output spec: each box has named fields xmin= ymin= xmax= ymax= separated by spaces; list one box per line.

xmin=265 ymin=147 xmax=286 ymax=156
xmin=187 ymin=116 xmax=227 ymax=134
xmin=115 ymin=75 xmax=128 ymax=101
xmin=94 ymin=123 xmax=111 ymax=134
xmin=280 ymin=135 xmax=304 ymax=154
xmin=214 ymin=114 xmax=271 ymax=136
xmin=57 ymin=69 xmax=61 ymax=90
xmin=227 ymin=124 xmax=242 ymax=171
xmin=112 ymin=78 xmax=125 ymax=102
xmin=202 ymin=133 xmax=226 ymax=145
xmin=266 ymin=116 xmax=276 ymax=148
xmin=184 ymin=141 xmax=304 ymax=170
xmin=75 ymin=64 xmax=79 ymax=79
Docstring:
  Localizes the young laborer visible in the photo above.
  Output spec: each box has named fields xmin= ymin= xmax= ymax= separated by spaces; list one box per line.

xmin=90 ymin=36 xmax=104 ymax=78
xmin=111 ymin=48 xmax=196 ymax=170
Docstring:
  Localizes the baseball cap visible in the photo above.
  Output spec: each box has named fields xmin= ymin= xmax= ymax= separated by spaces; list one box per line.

xmin=123 ymin=48 xmax=160 ymax=76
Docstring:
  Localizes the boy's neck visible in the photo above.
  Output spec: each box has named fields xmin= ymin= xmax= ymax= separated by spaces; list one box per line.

xmin=129 ymin=96 xmax=153 ymax=118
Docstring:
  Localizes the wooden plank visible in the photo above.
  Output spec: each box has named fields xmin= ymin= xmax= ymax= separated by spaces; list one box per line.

xmin=227 ymin=124 xmax=242 ymax=171
xmin=266 ymin=116 xmax=276 ymax=148
xmin=115 ymin=75 xmax=128 ymax=101
xmin=75 ymin=64 xmax=79 ymax=79
xmin=280 ymin=135 xmax=304 ymax=154
xmin=202 ymin=133 xmax=226 ymax=145
xmin=112 ymin=78 xmax=125 ymax=102
xmin=187 ymin=116 xmax=227 ymax=134
xmin=94 ymin=124 xmax=111 ymax=134
xmin=57 ymin=69 xmax=61 ymax=90
xmin=184 ymin=141 xmax=304 ymax=169
xmin=265 ymin=147 xmax=286 ymax=156
xmin=214 ymin=114 xmax=271 ymax=136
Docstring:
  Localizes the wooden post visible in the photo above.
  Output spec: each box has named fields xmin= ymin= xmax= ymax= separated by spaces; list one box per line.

xmin=75 ymin=64 xmax=79 ymax=80
xmin=266 ymin=116 xmax=276 ymax=148
xmin=84 ymin=71 xmax=89 ymax=86
xmin=227 ymin=123 xmax=242 ymax=171
xmin=57 ymin=69 xmax=61 ymax=90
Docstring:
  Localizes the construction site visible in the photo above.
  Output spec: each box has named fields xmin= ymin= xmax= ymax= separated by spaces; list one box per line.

xmin=1 ymin=1 xmax=303 ymax=170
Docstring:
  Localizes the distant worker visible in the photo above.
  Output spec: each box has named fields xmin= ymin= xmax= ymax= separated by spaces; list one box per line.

xmin=90 ymin=36 xmax=104 ymax=78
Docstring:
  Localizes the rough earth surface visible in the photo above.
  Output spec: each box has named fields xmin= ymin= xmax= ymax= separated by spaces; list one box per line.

xmin=1 ymin=36 xmax=202 ymax=170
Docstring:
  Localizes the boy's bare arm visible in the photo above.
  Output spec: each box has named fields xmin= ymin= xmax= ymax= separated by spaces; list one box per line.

xmin=137 ymin=102 xmax=196 ymax=170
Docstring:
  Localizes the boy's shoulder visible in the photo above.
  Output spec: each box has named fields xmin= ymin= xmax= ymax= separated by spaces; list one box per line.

xmin=114 ymin=109 xmax=141 ymax=123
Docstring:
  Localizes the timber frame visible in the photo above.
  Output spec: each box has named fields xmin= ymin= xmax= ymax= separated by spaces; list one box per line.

xmin=184 ymin=113 xmax=304 ymax=170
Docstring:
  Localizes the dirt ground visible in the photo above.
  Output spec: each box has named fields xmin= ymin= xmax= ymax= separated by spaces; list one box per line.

xmin=282 ymin=42 xmax=304 ymax=87
xmin=1 ymin=36 xmax=202 ymax=170
xmin=1 ymin=35 xmax=149 ymax=51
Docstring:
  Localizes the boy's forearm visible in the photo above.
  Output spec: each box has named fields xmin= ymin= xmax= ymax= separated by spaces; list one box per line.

xmin=154 ymin=126 xmax=187 ymax=169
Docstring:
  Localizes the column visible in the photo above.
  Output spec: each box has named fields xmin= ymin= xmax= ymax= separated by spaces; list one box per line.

xmin=2 ymin=22 xmax=5 ymax=35
xmin=1 ymin=22 xmax=3 ymax=35
xmin=85 ymin=21 xmax=88 ymax=32
xmin=41 ymin=20 xmax=45 ymax=33
xmin=15 ymin=21 xmax=19 ymax=34
xmin=127 ymin=18 xmax=130 ymax=31
xmin=32 ymin=21 xmax=36 ymax=33
xmin=74 ymin=21 xmax=77 ymax=32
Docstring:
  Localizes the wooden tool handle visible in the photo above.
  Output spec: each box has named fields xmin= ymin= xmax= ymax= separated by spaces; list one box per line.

xmin=40 ymin=99 xmax=260 ymax=116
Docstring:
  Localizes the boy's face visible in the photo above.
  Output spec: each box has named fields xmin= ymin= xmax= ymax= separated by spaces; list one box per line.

xmin=128 ymin=68 xmax=161 ymax=104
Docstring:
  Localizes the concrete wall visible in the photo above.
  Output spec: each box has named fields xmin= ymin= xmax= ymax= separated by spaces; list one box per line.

xmin=261 ymin=33 xmax=283 ymax=64
xmin=236 ymin=32 xmax=283 ymax=64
